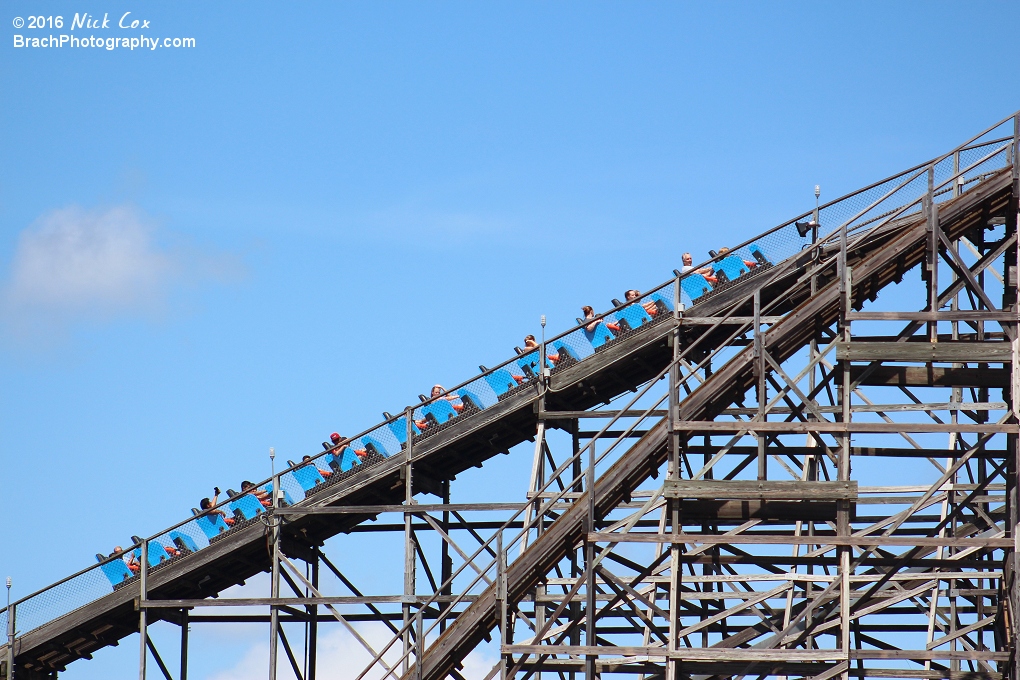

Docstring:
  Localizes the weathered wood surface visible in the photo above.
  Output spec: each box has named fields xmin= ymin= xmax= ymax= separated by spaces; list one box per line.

xmin=672 ymin=420 xmax=1016 ymax=434
xmin=276 ymin=502 xmax=525 ymax=515
xmin=836 ymin=340 xmax=1012 ymax=362
xmin=846 ymin=310 xmax=1019 ymax=321
xmin=838 ymin=365 xmax=1011 ymax=387
xmin=587 ymin=532 xmax=1014 ymax=548
xmin=409 ymin=168 xmax=1016 ymax=680
xmin=501 ymin=645 xmax=1009 ymax=662
xmin=663 ymin=479 xmax=857 ymax=500
xmin=138 ymin=595 xmax=477 ymax=607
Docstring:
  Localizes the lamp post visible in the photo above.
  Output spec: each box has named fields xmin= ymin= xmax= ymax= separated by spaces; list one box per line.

xmin=268 ymin=448 xmax=280 ymax=680
xmin=540 ymin=315 xmax=547 ymax=380
xmin=813 ymin=185 xmax=821 ymax=242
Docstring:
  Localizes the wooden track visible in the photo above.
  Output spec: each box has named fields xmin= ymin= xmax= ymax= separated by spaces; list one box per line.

xmin=409 ymin=169 xmax=1016 ymax=680
xmin=3 ymin=168 xmax=1013 ymax=678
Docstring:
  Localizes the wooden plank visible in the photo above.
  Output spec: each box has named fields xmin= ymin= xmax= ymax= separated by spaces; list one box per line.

xmin=512 ymin=659 xmax=863 ymax=678
xmin=587 ymin=532 xmax=1014 ymax=548
xmin=845 ymin=311 xmax=1018 ymax=321
xmin=682 ymin=316 xmax=783 ymax=325
xmin=663 ymin=479 xmax=857 ymax=500
xmin=672 ymin=421 xmax=1016 ymax=434
xmin=678 ymin=445 xmax=1007 ymax=459
xmin=849 ymin=650 xmax=1008 ymax=661
xmin=836 ymin=341 xmax=1012 ymax=362
xmin=538 ymin=409 xmax=667 ymax=420
xmin=863 ymin=669 xmax=1002 ymax=680
xmin=838 ymin=365 xmax=1010 ymax=387
xmin=540 ymin=570 xmax=999 ymax=585
xmin=139 ymin=595 xmax=476 ymax=608
xmin=276 ymin=502 xmax=524 ymax=515
xmin=501 ymin=645 xmax=1008 ymax=662
xmin=720 ymin=403 xmax=1008 ymax=414
xmin=502 ymin=646 xmax=841 ymax=662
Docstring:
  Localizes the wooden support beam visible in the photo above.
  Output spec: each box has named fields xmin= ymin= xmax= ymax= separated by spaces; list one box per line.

xmin=682 ymin=316 xmax=784 ymax=325
xmin=500 ymin=645 xmax=1009 ymax=662
xmin=538 ymin=409 xmax=668 ymax=420
xmin=138 ymin=595 xmax=479 ymax=608
xmin=672 ymin=421 xmax=1016 ymax=434
xmin=663 ymin=479 xmax=857 ymax=500
xmin=586 ymin=532 xmax=1014 ymax=548
xmin=837 ymin=365 xmax=1010 ymax=387
xmin=845 ymin=311 xmax=1018 ymax=321
xmin=679 ymin=445 xmax=1007 ymax=458
xmin=277 ymin=503 xmax=525 ymax=515
xmin=836 ymin=341 xmax=1012 ymax=362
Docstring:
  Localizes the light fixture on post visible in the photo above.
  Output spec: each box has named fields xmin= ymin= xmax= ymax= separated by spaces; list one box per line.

xmin=796 ymin=185 xmax=821 ymax=239
xmin=540 ymin=315 xmax=548 ymax=380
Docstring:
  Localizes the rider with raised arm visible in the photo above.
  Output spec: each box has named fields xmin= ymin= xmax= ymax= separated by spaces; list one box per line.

xmin=200 ymin=488 xmax=235 ymax=526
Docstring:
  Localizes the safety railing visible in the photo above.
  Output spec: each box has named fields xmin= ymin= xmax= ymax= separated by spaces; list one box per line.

xmin=2 ymin=111 xmax=1016 ymax=648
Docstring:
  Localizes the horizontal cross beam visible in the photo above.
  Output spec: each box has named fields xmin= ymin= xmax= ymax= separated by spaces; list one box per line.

xmin=137 ymin=595 xmax=481 ymax=608
xmin=500 ymin=645 xmax=1009 ymax=661
xmin=836 ymin=341 xmax=1012 ymax=362
xmin=276 ymin=503 xmax=524 ymax=515
xmin=663 ymin=479 xmax=857 ymax=500
xmin=587 ymin=532 xmax=1014 ymax=548
xmin=672 ymin=421 xmax=1016 ymax=434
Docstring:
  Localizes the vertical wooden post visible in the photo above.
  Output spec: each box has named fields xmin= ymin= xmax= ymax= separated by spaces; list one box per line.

xmin=754 ymin=289 xmax=766 ymax=480
xmin=138 ymin=541 xmax=148 ymax=680
xmin=667 ymin=273 xmax=683 ymax=680
xmin=269 ymin=473 xmax=281 ymax=680
xmin=403 ymin=407 xmax=416 ymax=677
xmin=6 ymin=601 xmax=15 ymax=680
xmin=440 ymin=479 xmax=451 ymax=634
xmin=307 ymin=557 xmax=317 ymax=680
xmin=180 ymin=608 xmax=188 ymax=680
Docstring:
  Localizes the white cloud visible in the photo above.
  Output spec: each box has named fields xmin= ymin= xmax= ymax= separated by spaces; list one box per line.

xmin=1 ymin=204 xmax=243 ymax=339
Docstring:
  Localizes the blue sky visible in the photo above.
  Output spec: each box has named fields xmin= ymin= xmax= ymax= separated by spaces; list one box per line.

xmin=2 ymin=2 xmax=1019 ymax=678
